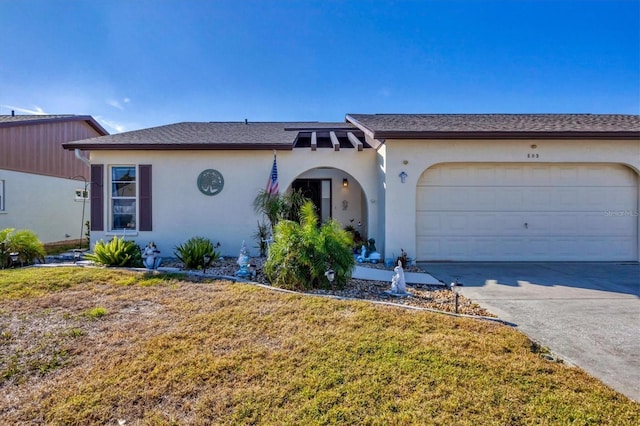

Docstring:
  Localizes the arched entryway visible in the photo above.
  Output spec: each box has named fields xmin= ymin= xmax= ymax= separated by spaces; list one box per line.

xmin=291 ymin=167 xmax=368 ymax=236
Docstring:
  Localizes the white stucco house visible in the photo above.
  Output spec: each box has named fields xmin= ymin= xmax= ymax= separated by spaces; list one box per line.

xmin=63 ymin=114 xmax=640 ymax=262
xmin=0 ymin=114 xmax=108 ymax=244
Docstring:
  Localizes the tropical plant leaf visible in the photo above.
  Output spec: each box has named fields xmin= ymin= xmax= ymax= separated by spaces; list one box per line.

xmin=174 ymin=237 xmax=220 ymax=270
xmin=264 ymin=201 xmax=354 ymax=290
xmin=0 ymin=228 xmax=46 ymax=267
xmin=85 ymin=237 xmax=142 ymax=267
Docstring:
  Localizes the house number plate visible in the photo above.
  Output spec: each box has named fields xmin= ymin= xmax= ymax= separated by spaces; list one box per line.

xmin=197 ymin=169 xmax=224 ymax=196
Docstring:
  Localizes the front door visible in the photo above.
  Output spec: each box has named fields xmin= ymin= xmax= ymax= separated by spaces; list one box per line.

xmin=292 ymin=179 xmax=331 ymax=222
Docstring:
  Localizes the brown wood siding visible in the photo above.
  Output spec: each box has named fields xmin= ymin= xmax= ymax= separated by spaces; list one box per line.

xmin=90 ymin=164 xmax=104 ymax=231
xmin=0 ymin=120 xmax=100 ymax=179
xmin=139 ymin=164 xmax=152 ymax=231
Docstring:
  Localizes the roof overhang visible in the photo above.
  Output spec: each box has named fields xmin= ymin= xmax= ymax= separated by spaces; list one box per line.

xmin=0 ymin=115 xmax=108 ymax=136
xmin=367 ymin=131 xmax=640 ymax=140
xmin=62 ymin=143 xmax=293 ymax=151
xmin=345 ymin=114 xmax=640 ymax=140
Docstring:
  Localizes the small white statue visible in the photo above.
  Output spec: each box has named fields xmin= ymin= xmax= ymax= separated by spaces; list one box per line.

xmin=142 ymin=241 xmax=162 ymax=270
xmin=237 ymin=240 xmax=249 ymax=267
xmin=236 ymin=240 xmax=251 ymax=278
xmin=391 ymin=260 xmax=407 ymax=294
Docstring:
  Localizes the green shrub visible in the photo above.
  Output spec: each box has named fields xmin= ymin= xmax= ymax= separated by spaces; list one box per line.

xmin=174 ymin=237 xmax=220 ymax=270
xmin=0 ymin=228 xmax=46 ymax=268
xmin=265 ymin=202 xmax=354 ymax=290
xmin=85 ymin=237 xmax=142 ymax=267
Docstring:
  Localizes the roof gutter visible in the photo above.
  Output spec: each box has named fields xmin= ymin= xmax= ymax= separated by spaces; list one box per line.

xmin=64 ymin=143 xmax=294 ymax=151
xmin=74 ymin=149 xmax=90 ymax=166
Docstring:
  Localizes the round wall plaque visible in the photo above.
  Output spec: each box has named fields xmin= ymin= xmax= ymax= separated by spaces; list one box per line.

xmin=197 ymin=169 xmax=224 ymax=196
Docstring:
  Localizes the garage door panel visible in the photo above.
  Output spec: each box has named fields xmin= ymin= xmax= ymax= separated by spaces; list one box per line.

xmin=416 ymin=212 xmax=440 ymax=233
xmin=554 ymin=188 xmax=578 ymax=208
xmin=475 ymin=213 xmax=498 ymax=232
xmin=580 ymin=212 xmax=629 ymax=236
xmin=584 ymin=165 xmax=637 ymax=185
xmin=416 ymin=236 xmax=440 ymax=259
xmin=420 ymin=186 xmax=637 ymax=212
xmin=604 ymin=187 xmax=638 ymax=209
xmin=554 ymin=214 xmax=580 ymax=234
xmin=447 ymin=214 xmax=468 ymax=231
xmin=583 ymin=213 xmax=637 ymax=236
xmin=418 ymin=237 xmax=637 ymax=261
xmin=416 ymin=163 xmax=638 ymax=261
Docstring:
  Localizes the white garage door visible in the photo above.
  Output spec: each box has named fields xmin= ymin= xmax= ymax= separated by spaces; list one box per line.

xmin=416 ymin=163 xmax=638 ymax=261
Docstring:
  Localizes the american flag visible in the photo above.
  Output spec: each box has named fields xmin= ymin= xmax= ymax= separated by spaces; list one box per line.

xmin=265 ymin=153 xmax=279 ymax=195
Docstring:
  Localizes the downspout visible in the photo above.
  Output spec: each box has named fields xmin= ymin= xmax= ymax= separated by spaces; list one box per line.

xmin=74 ymin=149 xmax=90 ymax=166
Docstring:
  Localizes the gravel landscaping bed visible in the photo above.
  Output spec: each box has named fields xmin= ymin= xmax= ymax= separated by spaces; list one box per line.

xmin=161 ymin=257 xmax=496 ymax=317
xmin=44 ymin=254 xmax=494 ymax=317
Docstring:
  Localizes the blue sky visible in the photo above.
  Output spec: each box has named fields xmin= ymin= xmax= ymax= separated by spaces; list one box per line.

xmin=1 ymin=0 xmax=638 ymax=133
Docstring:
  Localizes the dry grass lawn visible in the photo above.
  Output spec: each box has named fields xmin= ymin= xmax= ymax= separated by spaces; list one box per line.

xmin=1 ymin=267 xmax=638 ymax=425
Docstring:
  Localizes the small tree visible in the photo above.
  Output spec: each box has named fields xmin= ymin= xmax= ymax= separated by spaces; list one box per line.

xmin=253 ymin=189 xmax=308 ymax=234
xmin=264 ymin=202 xmax=354 ymax=290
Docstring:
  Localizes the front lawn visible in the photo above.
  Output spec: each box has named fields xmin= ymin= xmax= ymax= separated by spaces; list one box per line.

xmin=1 ymin=267 xmax=638 ymax=424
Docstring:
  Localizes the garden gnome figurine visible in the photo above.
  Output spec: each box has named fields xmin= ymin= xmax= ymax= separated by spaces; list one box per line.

xmin=391 ymin=260 xmax=407 ymax=294
xmin=142 ymin=241 xmax=162 ymax=270
xmin=236 ymin=240 xmax=251 ymax=278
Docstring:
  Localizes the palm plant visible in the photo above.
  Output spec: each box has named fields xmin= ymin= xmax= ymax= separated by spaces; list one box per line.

xmin=174 ymin=236 xmax=220 ymax=270
xmin=253 ymin=189 xmax=309 ymax=234
xmin=0 ymin=228 xmax=46 ymax=268
xmin=85 ymin=236 xmax=142 ymax=267
xmin=264 ymin=202 xmax=354 ymax=290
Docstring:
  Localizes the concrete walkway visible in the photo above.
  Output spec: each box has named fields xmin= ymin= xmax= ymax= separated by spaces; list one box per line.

xmin=352 ymin=265 xmax=442 ymax=285
xmin=419 ymin=262 xmax=640 ymax=402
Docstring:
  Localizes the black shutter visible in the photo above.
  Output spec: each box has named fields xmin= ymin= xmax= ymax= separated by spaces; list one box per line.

xmin=90 ymin=164 xmax=104 ymax=231
xmin=139 ymin=164 xmax=152 ymax=231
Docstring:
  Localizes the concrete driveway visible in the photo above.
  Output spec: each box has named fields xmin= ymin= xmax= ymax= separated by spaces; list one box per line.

xmin=418 ymin=262 xmax=640 ymax=402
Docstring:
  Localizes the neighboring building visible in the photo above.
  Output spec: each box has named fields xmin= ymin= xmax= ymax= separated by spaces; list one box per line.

xmin=63 ymin=114 xmax=640 ymax=262
xmin=0 ymin=114 xmax=108 ymax=243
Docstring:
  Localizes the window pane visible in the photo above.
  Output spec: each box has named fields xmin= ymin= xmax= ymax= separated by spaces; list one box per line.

xmin=112 ymin=199 xmax=136 ymax=229
xmin=112 ymin=181 xmax=136 ymax=197
xmin=112 ymin=167 xmax=136 ymax=182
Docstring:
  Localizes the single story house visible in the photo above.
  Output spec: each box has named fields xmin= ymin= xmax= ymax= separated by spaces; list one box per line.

xmin=0 ymin=114 xmax=108 ymax=244
xmin=63 ymin=114 xmax=640 ymax=262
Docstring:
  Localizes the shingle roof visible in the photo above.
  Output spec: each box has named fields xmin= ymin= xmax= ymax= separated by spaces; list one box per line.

xmin=0 ymin=114 xmax=109 ymax=135
xmin=63 ymin=121 xmax=358 ymax=150
xmin=61 ymin=114 xmax=640 ymax=151
xmin=346 ymin=114 xmax=640 ymax=139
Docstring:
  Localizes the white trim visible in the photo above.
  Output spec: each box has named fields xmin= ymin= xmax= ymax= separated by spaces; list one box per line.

xmin=105 ymin=231 xmax=140 ymax=238
xmin=108 ymin=165 xmax=138 ymax=232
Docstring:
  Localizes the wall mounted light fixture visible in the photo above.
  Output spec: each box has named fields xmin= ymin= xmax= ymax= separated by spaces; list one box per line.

xmin=343 ymin=178 xmax=348 ymax=188
xmin=399 ymin=171 xmax=408 ymax=183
